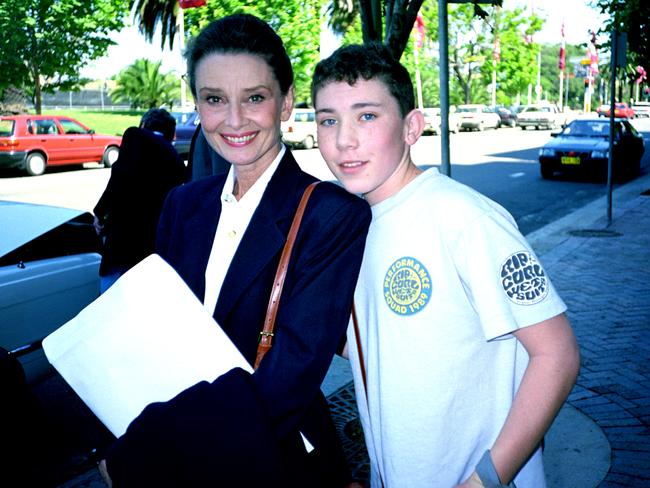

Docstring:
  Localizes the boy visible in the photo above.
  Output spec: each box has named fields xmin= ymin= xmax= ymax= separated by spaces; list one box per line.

xmin=312 ymin=43 xmax=580 ymax=487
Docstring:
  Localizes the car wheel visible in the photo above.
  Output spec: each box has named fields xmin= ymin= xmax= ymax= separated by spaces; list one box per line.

xmin=303 ymin=135 xmax=315 ymax=150
xmin=103 ymin=146 xmax=120 ymax=168
xmin=540 ymin=163 xmax=554 ymax=179
xmin=25 ymin=152 xmax=46 ymax=176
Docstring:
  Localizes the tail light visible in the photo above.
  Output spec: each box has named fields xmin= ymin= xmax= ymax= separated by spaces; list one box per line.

xmin=0 ymin=139 xmax=19 ymax=148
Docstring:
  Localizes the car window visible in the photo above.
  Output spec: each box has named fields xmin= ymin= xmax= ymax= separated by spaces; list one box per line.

xmin=0 ymin=120 xmax=14 ymax=137
xmin=294 ymin=111 xmax=314 ymax=122
xmin=0 ymin=212 xmax=100 ymax=267
xmin=59 ymin=118 xmax=89 ymax=135
xmin=564 ymin=121 xmax=608 ymax=136
xmin=33 ymin=119 xmax=59 ymax=135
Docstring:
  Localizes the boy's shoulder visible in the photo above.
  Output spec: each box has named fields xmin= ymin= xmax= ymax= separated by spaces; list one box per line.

xmin=390 ymin=169 xmax=515 ymax=230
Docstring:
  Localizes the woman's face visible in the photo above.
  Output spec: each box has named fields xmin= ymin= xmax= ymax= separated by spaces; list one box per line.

xmin=194 ymin=52 xmax=293 ymax=177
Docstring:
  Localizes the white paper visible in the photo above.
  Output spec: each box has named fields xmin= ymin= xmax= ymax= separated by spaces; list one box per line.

xmin=42 ymin=254 xmax=254 ymax=438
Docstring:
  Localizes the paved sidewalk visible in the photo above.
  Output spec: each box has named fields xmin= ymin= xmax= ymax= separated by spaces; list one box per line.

xmin=56 ymin=173 xmax=650 ymax=487
xmin=533 ymin=174 xmax=650 ymax=486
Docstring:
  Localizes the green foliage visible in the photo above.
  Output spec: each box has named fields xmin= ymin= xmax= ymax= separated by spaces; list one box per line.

xmin=111 ymin=59 xmax=180 ymax=110
xmin=182 ymin=0 xmax=321 ymax=106
xmin=0 ymin=0 xmax=129 ymax=113
xmin=593 ymin=0 xmax=650 ymax=99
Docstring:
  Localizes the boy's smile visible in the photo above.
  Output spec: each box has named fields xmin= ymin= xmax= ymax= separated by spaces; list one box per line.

xmin=315 ymin=78 xmax=423 ymax=205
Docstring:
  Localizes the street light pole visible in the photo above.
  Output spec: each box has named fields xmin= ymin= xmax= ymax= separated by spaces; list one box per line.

xmin=178 ymin=7 xmax=187 ymax=110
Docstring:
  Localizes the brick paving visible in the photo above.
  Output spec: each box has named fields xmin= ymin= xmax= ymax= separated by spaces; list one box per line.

xmin=540 ymin=193 xmax=650 ymax=487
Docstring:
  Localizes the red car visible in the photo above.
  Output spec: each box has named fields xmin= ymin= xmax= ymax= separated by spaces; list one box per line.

xmin=0 ymin=115 xmax=121 ymax=176
xmin=597 ymin=102 xmax=635 ymax=119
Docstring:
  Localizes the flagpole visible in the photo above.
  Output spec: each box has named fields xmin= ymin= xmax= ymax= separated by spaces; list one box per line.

xmin=559 ymin=71 xmax=564 ymax=111
xmin=558 ymin=21 xmax=566 ymax=111
xmin=178 ymin=7 xmax=187 ymax=109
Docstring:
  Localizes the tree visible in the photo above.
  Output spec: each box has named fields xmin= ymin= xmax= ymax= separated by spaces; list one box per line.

xmin=0 ymin=0 xmax=129 ymax=113
xmin=593 ymin=0 xmax=649 ymax=101
xmin=111 ymin=59 xmax=180 ymax=109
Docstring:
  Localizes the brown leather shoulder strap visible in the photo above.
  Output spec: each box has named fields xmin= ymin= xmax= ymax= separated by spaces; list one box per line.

xmin=351 ymin=303 xmax=368 ymax=398
xmin=254 ymin=181 xmax=320 ymax=369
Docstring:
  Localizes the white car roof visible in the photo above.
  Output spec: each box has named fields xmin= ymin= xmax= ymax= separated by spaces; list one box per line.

xmin=0 ymin=200 xmax=86 ymax=258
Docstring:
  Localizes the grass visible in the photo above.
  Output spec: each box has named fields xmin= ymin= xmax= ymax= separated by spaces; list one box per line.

xmin=41 ymin=109 xmax=144 ymax=136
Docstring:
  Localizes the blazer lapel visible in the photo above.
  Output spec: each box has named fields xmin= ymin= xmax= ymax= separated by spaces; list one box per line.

xmin=214 ymin=152 xmax=307 ymax=324
xmin=182 ymin=176 xmax=225 ymax=301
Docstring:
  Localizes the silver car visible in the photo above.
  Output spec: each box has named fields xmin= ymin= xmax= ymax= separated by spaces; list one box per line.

xmin=0 ymin=201 xmax=101 ymax=383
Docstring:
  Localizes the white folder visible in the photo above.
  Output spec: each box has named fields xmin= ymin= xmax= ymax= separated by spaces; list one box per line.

xmin=42 ymin=254 xmax=254 ymax=438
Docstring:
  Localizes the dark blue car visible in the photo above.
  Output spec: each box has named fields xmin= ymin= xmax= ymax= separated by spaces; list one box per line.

xmin=538 ymin=118 xmax=644 ymax=180
xmin=172 ymin=111 xmax=200 ymax=160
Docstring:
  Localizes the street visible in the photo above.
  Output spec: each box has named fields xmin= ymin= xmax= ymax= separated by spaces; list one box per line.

xmin=2 ymin=118 xmax=649 ymax=236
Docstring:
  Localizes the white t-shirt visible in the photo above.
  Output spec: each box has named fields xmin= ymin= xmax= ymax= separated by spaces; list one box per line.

xmin=347 ymin=168 xmax=566 ymax=488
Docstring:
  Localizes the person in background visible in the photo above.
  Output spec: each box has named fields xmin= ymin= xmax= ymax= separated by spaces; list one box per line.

xmin=312 ymin=43 xmax=580 ymax=488
xmin=93 ymin=108 xmax=185 ymax=292
xmin=98 ymin=14 xmax=370 ymax=488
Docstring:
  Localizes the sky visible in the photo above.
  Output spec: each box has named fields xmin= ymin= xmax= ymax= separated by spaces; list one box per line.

xmin=80 ymin=0 xmax=608 ymax=81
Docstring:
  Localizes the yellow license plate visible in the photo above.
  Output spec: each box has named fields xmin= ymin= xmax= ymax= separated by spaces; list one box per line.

xmin=561 ymin=156 xmax=580 ymax=165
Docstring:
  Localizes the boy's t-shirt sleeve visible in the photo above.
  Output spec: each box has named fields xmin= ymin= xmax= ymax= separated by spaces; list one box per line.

xmin=451 ymin=205 xmax=567 ymax=341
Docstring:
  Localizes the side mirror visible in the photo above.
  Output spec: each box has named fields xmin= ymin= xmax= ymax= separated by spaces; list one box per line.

xmin=550 ymin=131 xmax=560 ymax=137
xmin=89 ymin=129 xmax=95 ymax=135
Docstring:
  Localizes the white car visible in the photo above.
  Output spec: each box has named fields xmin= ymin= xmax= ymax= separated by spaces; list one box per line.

xmin=281 ymin=108 xmax=318 ymax=149
xmin=0 ymin=201 xmax=101 ymax=383
xmin=517 ymin=104 xmax=566 ymax=130
xmin=456 ymin=104 xmax=501 ymax=131
xmin=422 ymin=108 xmax=461 ymax=134
xmin=632 ymin=102 xmax=650 ymax=118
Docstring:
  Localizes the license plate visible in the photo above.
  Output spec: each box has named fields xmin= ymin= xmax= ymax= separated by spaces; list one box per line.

xmin=561 ymin=156 xmax=580 ymax=165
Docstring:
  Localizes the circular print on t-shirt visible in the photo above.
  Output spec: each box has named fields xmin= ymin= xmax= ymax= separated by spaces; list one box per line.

xmin=500 ymin=251 xmax=548 ymax=305
xmin=383 ymin=257 xmax=432 ymax=316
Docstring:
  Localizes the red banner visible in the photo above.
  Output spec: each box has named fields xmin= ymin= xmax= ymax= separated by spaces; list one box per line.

xmin=558 ymin=22 xmax=566 ymax=70
xmin=414 ymin=13 xmax=425 ymax=49
xmin=179 ymin=0 xmax=206 ymax=9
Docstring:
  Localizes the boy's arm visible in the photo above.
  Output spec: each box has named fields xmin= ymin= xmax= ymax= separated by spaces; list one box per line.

xmin=462 ymin=312 xmax=580 ymax=486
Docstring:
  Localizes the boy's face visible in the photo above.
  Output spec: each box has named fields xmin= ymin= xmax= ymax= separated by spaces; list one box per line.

xmin=315 ymin=78 xmax=421 ymax=205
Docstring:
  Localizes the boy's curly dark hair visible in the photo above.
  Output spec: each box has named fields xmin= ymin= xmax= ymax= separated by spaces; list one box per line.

xmin=312 ymin=42 xmax=415 ymax=117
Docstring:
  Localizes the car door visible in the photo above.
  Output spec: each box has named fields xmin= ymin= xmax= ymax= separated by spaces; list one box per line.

xmin=57 ymin=118 xmax=97 ymax=164
xmin=31 ymin=118 xmax=64 ymax=163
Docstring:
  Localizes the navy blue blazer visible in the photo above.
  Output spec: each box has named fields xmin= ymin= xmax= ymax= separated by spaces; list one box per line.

xmin=105 ymin=149 xmax=371 ymax=487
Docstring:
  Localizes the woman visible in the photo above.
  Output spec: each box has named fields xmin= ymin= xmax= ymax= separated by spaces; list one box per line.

xmin=98 ymin=13 xmax=371 ymax=488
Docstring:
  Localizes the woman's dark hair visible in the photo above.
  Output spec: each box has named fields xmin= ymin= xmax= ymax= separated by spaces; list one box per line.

xmin=185 ymin=14 xmax=293 ymax=97
xmin=312 ymin=42 xmax=415 ymax=118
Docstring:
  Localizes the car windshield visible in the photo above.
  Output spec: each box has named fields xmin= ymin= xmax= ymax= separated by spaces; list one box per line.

xmin=0 ymin=119 xmax=14 ymax=137
xmin=0 ymin=201 xmax=100 ymax=265
xmin=457 ymin=107 xmax=479 ymax=113
xmin=562 ymin=120 xmax=610 ymax=137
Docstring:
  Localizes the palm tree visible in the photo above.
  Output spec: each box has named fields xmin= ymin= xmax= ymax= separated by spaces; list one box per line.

xmin=128 ymin=0 xmax=424 ymax=60
xmin=111 ymin=59 xmax=179 ymax=109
